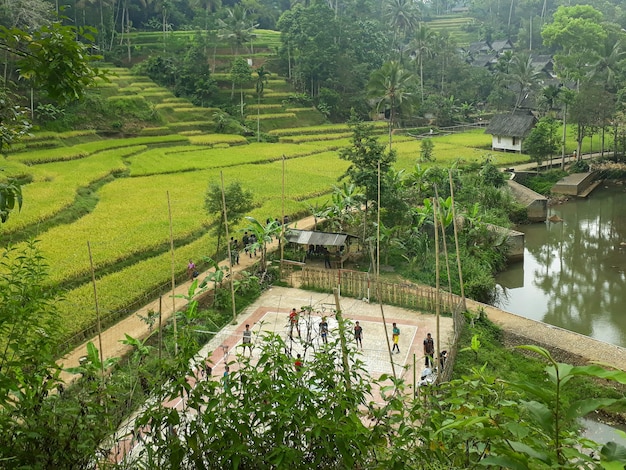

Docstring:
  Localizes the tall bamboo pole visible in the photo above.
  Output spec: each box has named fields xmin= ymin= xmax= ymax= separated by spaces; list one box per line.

xmin=167 ymin=191 xmax=178 ymax=356
xmin=561 ymin=102 xmax=567 ymax=169
xmin=87 ymin=241 xmax=105 ymax=382
xmin=377 ymin=159 xmax=380 ymax=278
xmin=433 ymin=192 xmax=441 ymax=375
xmin=448 ymin=170 xmax=466 ymax=312
xmin=158 ymin=296 xmax=163 ymax=363
xmin=434 ymin=185 xmax=453 ymax=298
xmin=377 ymin=159 xmax=397 ymax=380
xmin=221 ymin=171 xmax=237 ymax=324
xmin=413 ymin=353 xmax=417 ymax=399
xmin=281 ymin=155 xmax=285 ymax=269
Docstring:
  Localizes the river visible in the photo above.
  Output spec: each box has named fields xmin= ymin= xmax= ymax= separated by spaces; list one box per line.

xmin=495 ymin=181 xmax=626 ymax=349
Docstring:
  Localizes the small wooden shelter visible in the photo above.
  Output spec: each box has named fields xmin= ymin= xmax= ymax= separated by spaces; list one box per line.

xmin=485 ymin=110 xmax=537 ymax=153
xmin=285 ymin=229 xmax=360 ymax=268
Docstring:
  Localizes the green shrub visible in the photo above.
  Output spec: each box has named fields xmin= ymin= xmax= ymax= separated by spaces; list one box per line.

xmin=569 ymin=160 xmax=590 ymax=173
xmin=524 ymin=169 xmax=567 ymax=194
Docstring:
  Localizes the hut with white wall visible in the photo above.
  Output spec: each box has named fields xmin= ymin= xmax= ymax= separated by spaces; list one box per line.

xmin=485 ymin=110 xmax=537 ymax=153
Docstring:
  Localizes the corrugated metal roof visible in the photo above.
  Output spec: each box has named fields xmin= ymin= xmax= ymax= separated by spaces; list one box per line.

xmin=285 ymin=229 xmax=355 ymax=246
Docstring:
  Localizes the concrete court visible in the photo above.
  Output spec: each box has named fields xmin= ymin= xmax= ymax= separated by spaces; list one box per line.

xmin=107 ymin=286 xmax=453 ymax=464
xmin=194 ymin=286 xmax=454 ymax=395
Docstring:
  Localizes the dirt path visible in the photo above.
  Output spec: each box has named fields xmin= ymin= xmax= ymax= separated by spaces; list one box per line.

xmin=58 ymin=216 xmax=319 ymax=384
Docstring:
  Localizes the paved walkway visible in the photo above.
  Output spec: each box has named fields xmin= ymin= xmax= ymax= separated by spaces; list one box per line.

xmin=469 ymin=299 xmax=626 ymax=370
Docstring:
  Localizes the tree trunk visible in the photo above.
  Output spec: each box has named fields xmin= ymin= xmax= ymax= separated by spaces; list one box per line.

xmin=601 ymin=126 xmax=605 ymax=157
xmin=507 ymin=0 xmax=515 ymax=34
xmin=614 ymin=123 xmax=618 ymax=162
xmin=240 ymin=87 xmax=244 ymax=117
xmin=257 ymin=94 xmax=261 ymax=142
xmin=420 ymin=56 xmax=424 ymax=104
xmin=577 ymin=123 xmax=583 ymax=161
xmin=561 ymin=102 xmax=567 ymax=169
xmin=99 ymin=0 xmax=105 ymax=50
xmin=287 ymin=44 xmax=292 ymax=79
xmin=125 ymin=4 xmax=132 ymax=63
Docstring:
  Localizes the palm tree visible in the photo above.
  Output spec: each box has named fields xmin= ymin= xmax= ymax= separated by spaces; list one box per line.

xmin=367 ymin=61 xmax=416 ymax=148
xmin=243 ymin=216 xmax=282 ymax=270
xmin=410 ymin=22 xmax=436 ymax=104
xmin=255 ymin=65 xmax=271 ymax=142
xmin=537 ymin=83 xmax=561 ymax=117
xmin=434 ymin=30 xmax=455 ymax=94
xmin=218 ymin=5 xmax=258 ymax=56
xmin=508 ymin=52 xmax=541 ymax=109
xmin=588 ymin=39 xmax=626 ymax=92
xmin=384 ymin=0 xmax=420 ymax=60
xmin=494 ymin=50 xmax=514 ymax=77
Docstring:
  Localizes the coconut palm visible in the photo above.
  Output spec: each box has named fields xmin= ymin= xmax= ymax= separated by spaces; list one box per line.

xmin=537 ymin=83 xmax=561 ymax=117
xmin=588 ymin=39 xmax=626 ymax=92
xmin=367 ymin=60 xmax=416 ymax=148
xmin=409 ymin=22 xmax=436 ymax=104
xmin=191 ymin=0 xmax=222 ymax=31
xmin=384 ymin=0 xmax=420 ymax=47
xmin=218 ymin=5 xmax=258 ymax=56
xmin=384 ymin=0 xmax=420 ymax=63
xmin=508 ymin=52 xmax=541 ymax=109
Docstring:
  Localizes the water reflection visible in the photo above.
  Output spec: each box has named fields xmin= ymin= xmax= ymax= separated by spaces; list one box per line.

xmin=495 ymin=182 xmax=626 ymax=348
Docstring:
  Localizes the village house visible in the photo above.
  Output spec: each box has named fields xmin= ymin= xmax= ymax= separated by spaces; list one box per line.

xmin=485 ymin=110 xmax=537 ymax=152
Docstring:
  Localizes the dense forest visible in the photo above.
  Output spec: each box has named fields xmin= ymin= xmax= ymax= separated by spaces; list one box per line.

xmin=2 ymin=0 xmax=626 ymax=133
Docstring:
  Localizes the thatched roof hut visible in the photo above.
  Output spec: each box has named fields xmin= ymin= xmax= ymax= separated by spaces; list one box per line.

xmin=485 ymin=110 xmax=537 ymax=152
xmin=485 ymin=111 xmax=536 ymax=138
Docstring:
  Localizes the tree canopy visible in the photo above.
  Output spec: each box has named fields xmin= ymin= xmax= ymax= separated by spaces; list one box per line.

xmin=0 ymin=22 xmax=106 ymax=104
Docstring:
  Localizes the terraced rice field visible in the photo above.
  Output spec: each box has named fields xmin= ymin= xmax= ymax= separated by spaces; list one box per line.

xmin=1 ymin=67 xmax=528 ymax=351
xmin=425 ymin=14 xmax=477 ymax=46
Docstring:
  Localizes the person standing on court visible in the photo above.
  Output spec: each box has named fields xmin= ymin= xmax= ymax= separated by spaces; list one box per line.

xmin=354 ymin=321 xmax=363 ymax=348
xmin=423 ymin=332 xmax=435 ymax=367
xmin=392 ymin=323 xmax=400 ymax=353
xmin=319 ymin=317 xmax=329 ymax=344
xmin=242 ymin=324 xmax=252 ymax=356
xmin=289 ymin=308 xmax=301 ymax=338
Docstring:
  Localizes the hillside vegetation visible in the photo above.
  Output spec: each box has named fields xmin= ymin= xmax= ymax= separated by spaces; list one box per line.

xmin=0 ymin=63 xmax=530 ymax=350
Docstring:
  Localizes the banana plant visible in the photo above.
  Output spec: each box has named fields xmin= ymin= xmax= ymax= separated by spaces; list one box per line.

xmin=65 ymin=341 xmax=118 ymax=380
